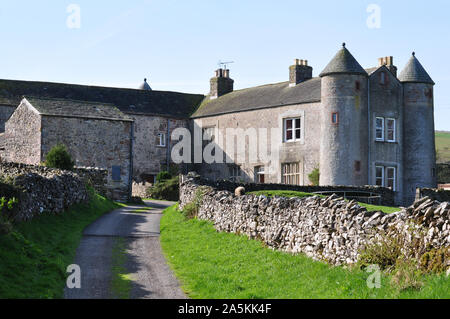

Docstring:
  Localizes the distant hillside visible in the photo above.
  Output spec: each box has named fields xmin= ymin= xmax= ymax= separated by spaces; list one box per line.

xmin=436 ymin=131 xmax=450 ymax=163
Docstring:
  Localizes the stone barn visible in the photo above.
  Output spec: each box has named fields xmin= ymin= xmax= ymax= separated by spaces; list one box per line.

xmin=0 ymin=96 xmax=134 ymax=201
xmin=0 ymin=78 xmax=205 ymax=199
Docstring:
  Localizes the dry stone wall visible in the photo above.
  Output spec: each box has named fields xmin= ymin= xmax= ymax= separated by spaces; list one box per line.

xmin=416 ymin=187 xmax=450 ymax=203
xmin=180 ymin=174 xmax=449 ymax=265
xmin=181 ymin=176 xmax=395 ymax=206
xmin=0 ymin=162 xmax=107 ymax=221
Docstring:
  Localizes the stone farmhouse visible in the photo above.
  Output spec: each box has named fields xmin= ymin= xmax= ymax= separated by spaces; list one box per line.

xmin=0 ymin=44 xmax=437 ymax=205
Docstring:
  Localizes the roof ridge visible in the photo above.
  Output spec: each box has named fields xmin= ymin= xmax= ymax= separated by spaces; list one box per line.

xmin=0 ymin=78 xmax=204 ymax=97
xmin=23 ymin=95 xmax=117 ymax=106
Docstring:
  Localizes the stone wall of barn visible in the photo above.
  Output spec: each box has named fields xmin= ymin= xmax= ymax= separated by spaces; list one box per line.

xmin=1 ymin=101 xmax=42 ymax=165
xmin=40 ymin=115 xmax=132 ymax=202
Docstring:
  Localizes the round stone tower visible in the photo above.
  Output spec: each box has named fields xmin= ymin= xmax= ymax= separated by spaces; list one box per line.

xmin=399 ymin=52 xmax=436 ymax=205
xmin=319 ymin=44 xmax=369 ymax=186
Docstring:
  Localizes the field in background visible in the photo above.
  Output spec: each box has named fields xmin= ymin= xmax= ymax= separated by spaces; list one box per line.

xmin=436 ymin=131 xmax=450 ymax=163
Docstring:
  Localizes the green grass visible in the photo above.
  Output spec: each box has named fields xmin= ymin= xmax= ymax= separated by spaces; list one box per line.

xmin=0 ymin=191 xmax=120 ymax=299
xmin=250 ymin=190 xmax=323 ymax=199
xmin=111 ymin=237 xmax=133 ymax=299
xmin=130 ymin=208 xmax=153 ymax=214
xmin=160 ymin=205 xmax=449 ymax=299
xmin=358 ymin=203 xmax=401 ymax=214
xmin=249 ymin=190 xmax=400 ymax=214
xmin=436 ymin=131 xmax=450 ymax=163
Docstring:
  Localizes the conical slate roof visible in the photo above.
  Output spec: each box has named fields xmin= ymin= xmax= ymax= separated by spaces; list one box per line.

xmin=398 ymin=53 xmax=434 ymax=85
xmin=320 ymin=44 xmax=367 ymax=77
xmin=139 ymin=78 xmax=152 ymax=91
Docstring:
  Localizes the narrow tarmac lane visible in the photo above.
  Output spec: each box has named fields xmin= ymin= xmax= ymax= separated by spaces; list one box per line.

xmin=64 ymin=200 xmax=186 ymax=299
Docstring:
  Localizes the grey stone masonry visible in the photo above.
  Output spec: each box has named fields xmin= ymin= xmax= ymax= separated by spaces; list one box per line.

xmin=0 ymin=162 xmax=92 ymax=221
xmin=0 ymin=98 xmax=133 ymax=202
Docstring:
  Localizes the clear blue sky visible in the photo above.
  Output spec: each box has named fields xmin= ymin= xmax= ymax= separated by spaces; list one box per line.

xmin=0 ymin=0 xmax=449 ymax=130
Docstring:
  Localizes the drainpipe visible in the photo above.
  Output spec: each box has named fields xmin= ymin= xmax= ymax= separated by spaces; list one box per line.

xmin=129 ymin=121 xmax=134 ymax=200
xmin=166 ymin=118 xmax=170 ymax=171
xmin=367 ymin=78 xmax=371 ymax=185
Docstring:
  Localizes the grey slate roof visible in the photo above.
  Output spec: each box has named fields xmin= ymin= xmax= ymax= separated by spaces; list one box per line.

xmin=0 ymin=79 xmax=204 ymax=119
xmin=24 ymin=96 xmax=133 ymax=121
xmin=192 ymin=77 xmax=321 ymax=118
xmin=398 ymin=54 xmax=434 ymax=84
xmin=319 ymin=45 xmax=367 ymax=77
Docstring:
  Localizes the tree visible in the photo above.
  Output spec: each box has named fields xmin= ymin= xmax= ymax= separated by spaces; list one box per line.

xmin=45 ymin=144 xmax=75 ymax=170
xmin=156 ymin=171 xmax=172 ymax=183
xmin=308 ymin=167 xmax=320 ymax=186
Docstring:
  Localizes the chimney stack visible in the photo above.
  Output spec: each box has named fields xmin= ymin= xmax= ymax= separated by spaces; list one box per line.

xmin=289 ymin=59 xmax=313 ymax=87
xmin=378 ymin=56 xmax=397 ymax=77
xmin=210 ymin=68 xmax=234 ymax=99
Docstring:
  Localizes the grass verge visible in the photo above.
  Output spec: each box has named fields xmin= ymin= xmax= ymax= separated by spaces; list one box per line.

xmin=160 ymin=205 xmax=449 ymax=299
xmin=111 ymin=237 xmax=133 ymax=299
xmin=0 ymin=191 xmax=120 ymax=299
xmin=249 ymin=190 xmax=400 ymax=214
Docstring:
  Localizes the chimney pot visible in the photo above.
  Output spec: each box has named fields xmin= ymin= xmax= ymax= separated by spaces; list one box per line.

xmin=377 ymin=56 xmax=397 ymax=77
xmin=289 ymin=59 xmax=313 ymax=87
xmin=387 ymin=56 xmax=393 ymax=66
xmin=210 ymin=68 xmax=234 ymax=99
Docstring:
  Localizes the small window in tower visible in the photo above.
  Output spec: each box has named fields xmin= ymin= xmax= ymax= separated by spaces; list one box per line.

xmin=355 ymin=161 xmax=361 ymax=173
xmin=387 ymin=167 xmax=396 ymax=191
xmin=355 ymin=81 xmax=360 ymax=91
xmin=331 ymin=112 xmax=339 ymax=125
xmin=375 ymin=117 xmax=385 ymax=141
xmin=386 ymin=118 xmax=396 ymax=142
xmin=375 ymin=166 xmax=384 ymax=187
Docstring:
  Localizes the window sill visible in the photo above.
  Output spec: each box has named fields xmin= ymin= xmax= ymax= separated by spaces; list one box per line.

xmin=283 ymin=140 xmax=304 ymax=144
xmin=156 ymin=145 xmax=167 ymax=148
xmin=375 ymin=140 xmax=398 ymax=144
